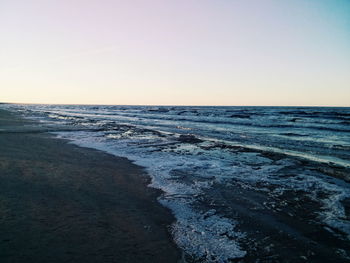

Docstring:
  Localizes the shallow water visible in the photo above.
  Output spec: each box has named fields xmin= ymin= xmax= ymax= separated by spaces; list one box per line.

xmin=4 ymin=104 xmax=350 ymax=262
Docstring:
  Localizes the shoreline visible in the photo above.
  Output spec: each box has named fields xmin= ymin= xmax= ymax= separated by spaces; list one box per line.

xmin=2 ymin=105 xmax=350 ymax=262
xmin=0 ymin=109 xmax=181 ymax=263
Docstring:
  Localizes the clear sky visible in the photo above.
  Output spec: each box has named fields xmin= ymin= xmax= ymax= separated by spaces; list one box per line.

xmin=1 ymin=0 xmax=349 ymax=106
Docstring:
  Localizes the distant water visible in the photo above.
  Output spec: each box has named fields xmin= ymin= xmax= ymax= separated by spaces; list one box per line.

xmin=4 ymin=104 xmax=350 ymax=262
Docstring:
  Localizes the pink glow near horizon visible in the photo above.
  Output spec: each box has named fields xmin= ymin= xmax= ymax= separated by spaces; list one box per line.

xmin=1 ymin=0 xmax=350 ymax=106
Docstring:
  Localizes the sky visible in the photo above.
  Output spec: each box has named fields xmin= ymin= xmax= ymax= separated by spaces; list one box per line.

xmin=1 ymin=0 xmax=350 ymax=106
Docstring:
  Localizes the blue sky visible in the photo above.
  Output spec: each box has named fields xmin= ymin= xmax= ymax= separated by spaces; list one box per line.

xmin=1 ymin=0 xmax=349 ymax=106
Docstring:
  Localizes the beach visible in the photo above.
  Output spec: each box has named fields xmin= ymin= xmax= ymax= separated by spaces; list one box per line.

xmin=0 ymin=109 xmax=180 ymax=263
xmin=1 ymin=105 xmax=350 ymax=263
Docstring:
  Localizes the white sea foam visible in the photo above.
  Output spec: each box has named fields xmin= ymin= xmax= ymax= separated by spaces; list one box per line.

xmin=53 ymin=130 xmax=248 ymax=261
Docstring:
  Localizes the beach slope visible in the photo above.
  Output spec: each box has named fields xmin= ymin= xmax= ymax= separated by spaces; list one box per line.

xmin=0 ymin=109 xmax=180 ymax=263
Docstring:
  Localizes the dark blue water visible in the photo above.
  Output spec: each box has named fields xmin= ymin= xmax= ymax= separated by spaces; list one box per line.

xmin=14 ymin=105 xmax=350 ymax=166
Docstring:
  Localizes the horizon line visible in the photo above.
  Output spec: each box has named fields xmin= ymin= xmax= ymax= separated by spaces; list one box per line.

xmin=1 ymin=101 xmax=349 ymax=108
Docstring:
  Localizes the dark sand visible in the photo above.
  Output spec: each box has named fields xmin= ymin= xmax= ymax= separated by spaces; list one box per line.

xmin=0 ymin=109 xmax=181 ymax=263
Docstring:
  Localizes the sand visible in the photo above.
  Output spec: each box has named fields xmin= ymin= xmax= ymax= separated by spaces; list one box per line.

xmin=0 ymin=109 xmax=181 ymax=263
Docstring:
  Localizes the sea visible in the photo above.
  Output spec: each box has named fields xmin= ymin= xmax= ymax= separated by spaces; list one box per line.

xmin=3 ymin=104 xmax=350 ymax=262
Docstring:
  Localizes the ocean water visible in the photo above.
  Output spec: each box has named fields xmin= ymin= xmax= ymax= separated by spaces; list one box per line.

xmin=4 ymin=104 xmax=350 ymax=262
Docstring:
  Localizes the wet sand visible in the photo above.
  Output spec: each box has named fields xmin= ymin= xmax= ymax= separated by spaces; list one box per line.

xmin=0 ymin=109 xmax=181 ymax=263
